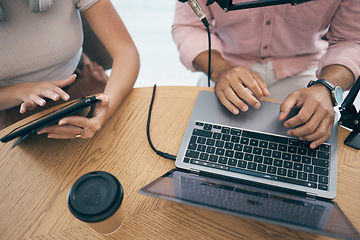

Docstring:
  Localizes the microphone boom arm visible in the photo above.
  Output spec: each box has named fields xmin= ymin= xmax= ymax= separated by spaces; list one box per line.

xmin=206 ymin=0 xmax=315 ymax=12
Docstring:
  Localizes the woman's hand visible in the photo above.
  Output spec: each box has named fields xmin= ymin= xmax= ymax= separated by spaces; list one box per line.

xmin=19 ymin=75 xmax=77 ymax=113
xmin=36 ymin=95 xmax=110 ymax=139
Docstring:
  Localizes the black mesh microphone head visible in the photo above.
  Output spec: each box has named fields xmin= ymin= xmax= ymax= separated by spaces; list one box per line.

xmin=178 ymin=0 xmax=188 ymax=2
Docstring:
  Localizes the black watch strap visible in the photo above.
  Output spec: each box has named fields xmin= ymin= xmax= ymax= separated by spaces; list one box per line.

xmin=307 ymin=79 xmax=335 ymax=91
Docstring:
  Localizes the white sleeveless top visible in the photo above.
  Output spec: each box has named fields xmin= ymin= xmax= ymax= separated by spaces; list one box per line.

xmin=0 ymin=0 xmax=98 ymax=87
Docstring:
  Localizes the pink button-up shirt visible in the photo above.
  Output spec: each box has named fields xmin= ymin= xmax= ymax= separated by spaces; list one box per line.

xmin=172 ymin=0 xmax=360 ymax=80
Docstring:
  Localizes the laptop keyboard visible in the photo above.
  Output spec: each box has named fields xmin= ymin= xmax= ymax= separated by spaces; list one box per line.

xmin=183 ymin=121 xmax=331 ymax=191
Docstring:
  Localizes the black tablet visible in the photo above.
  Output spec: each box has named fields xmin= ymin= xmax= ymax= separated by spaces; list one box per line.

xmin=0 ymin=96 xmax=100 ymax=143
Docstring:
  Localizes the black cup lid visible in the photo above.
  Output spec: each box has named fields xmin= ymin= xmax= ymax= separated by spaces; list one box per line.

xmin=68 ymin=171 xmax=123 ymax=223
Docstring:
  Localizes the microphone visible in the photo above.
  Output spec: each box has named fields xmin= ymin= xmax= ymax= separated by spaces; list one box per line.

xmin=178 ymin=0 xmax=209 ymax=27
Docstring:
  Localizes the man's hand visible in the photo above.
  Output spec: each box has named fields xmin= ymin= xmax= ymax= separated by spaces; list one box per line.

xmin=193 ymin=50 xmax=269 ymax=114
xmin=279 ymin=84 xmax=335 ymax=149
xmin=215 ymin=66 xmax=270 ymax=114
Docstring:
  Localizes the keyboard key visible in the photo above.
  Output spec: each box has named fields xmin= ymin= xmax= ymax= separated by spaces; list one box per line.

xmin=234 ymin=144 xmax=243 ymax=151
xmin=308 ymin=149 xmax=316 ymax=157
xmin=213 ymin=125 xmax=221 ymax=129
xmin=188 ymin=142 xmax=197 ymax=150
xmin=197 ymin=137 xmax=206 ymax=144
xmin=318 ymin=184 xmax=328 ymax=191
xmin=259 ymin=141 xmax=268 ymax=148
xmin=277 ymin=168 xmax=287 ymax=176
xmin=225 ymin=150 xmax=234 ymax=157
xmin=213 ymin=132 xmax=221 ymax=139
xmin=279 ymin=144 xmax=287 ymax=151
xmin=282 ymin=153 xmax=291 ymax=160
xmin=312 ymin=158 xmax=329 ymax=168
xmin=263 ymin=149 xmax=272 ymax=156
xmin=222 ymin=134 xmax=231 ymax=141
xmin=244 ymin=153 xmax=254 ymax=161
xmin=204 ymin=123 xmax=213 ymax=130
xmin=221 ymin=127 xmax=230 ymax=134
xmin=304 ymin=165 xmax=313 ymax=173
xmin=206 ymin=139 xmax=215 ymax=146
xmin=193 ymin=129 xmax=212 ymax=138
xmin=215 ymin=140 xmax=224 ymax=148
xmin=242 ymin=130 xmax=288 ymax=144
xmin=294 ymin=163 xmax=303 ymax=171
xmin=289 ymin=139 xmax=300 ymax=146
xmin=218 ymin=156 xmax=228 ymax=164
xmin=292 ymin=154 xmax=301 ymax=162
xmin=228 ymin=158 xmax=237 ymax=166
xmin=314 ymin=167 xmax=329 ymax=176
xmin=209 ymin=155 xmax=218 ymax=162
xmin=318 ymin=151 xmax=330 ymax=160
xmin=302 ymin=156 xmax=311 ymax=164
xmin=231 ymin=136 xmax=240 ymax=143
xmin=234 ymin=151 xmax=244 ymax=159
xmin=215 ymin=148 xmax=225 ymax=156
xmin=272 ymin=151 xmax=281 ymax=158
xmin=320 ymin=144 xmax=330 ymax=152
xmin=230 ymin=128 xmax=241 ymax=136
xmin=185 ymin=150 xmax=199 ymax=159
xmin=287 ymin=170 xmax=297 ymax=178
xmin=254 ymin=155 xmax=263 ymax=163
xmin=237 ymin=160 xmax=247 ymax=168
xmin=225 ymin=142 xmax=234 ymax=149
xmin=298 ymin=172 xmax=307 ymax=180
xmin=264 ymin=157 xmax=273 ymax=165
xmin=298 ymin=148 xmax=307 ymax=155
xmin=244 ymin=146 xmax=253 ymax=153
xmin=283 ymin=161 xmax=293 ymax=169
xmin=247 ymin=162 xmax=257 ymax=170
xmin=199 ymin=153 xmax=209 ymax=160
xmin=288 ymin=146 xmax=297 ymax=153
xmin=240 ymin=137 xmax=249 ymax=145
xmin=206 ymin=146 xmax=215 ymax=154
xmin=183 ymin=157 xmax=190 ymax=163
xmin=319 ymin=176 xmax=328 ymax=184
xmin=197 ymin=145 xmax=206 ymax=152
xmin=257 ymin=164 xmax=267 ymax=172
xmin=195 ymin=122 xmax=204 ymax=126
xmin=269 ymin=142 xmax=278 ymax=150
xmin=274 ymin=159 xmax=283 ymax=167
xmin=308 ymin=174 xmax=318 ymax=182
xmin=250 ymin=139 xmax=259 ymax=146
xmin=253 ymin=147 xmax=262 ymax=155
xmin=267 ymin=166 xmax=277 ymax=174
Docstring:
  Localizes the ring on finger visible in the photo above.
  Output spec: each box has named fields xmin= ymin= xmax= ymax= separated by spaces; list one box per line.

xmin=85 ymin=118 xmax=91 ymax=129
xmin=76 ymin=128 xmax=83 ymax=138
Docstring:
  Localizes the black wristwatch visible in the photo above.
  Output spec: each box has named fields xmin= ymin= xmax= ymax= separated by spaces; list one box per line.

xmin=307 ymin=79 xmax=343 ymax=106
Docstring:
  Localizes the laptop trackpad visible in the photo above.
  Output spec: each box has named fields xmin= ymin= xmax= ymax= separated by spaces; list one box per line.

xmin=230 ymin=101 xmax=297 ymax=137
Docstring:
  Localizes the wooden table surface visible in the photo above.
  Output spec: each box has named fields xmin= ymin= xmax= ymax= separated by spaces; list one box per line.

xmin=0 ymin=86 xmax=359 ymax=240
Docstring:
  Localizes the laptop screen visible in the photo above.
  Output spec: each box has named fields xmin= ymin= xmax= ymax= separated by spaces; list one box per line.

xmin=139 ymin=169 xmax=360 ymax=240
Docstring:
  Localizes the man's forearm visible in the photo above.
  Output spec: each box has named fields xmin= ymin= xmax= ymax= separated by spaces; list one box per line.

xmin=193 ymin=50 xmax=233 ymax=83
xmin=319 ymin=64 xmax=356 ymax=91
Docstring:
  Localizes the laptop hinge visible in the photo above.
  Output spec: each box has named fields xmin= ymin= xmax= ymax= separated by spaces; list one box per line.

xmin=189 ymin=168 xmax=200 ymax=175
xmin=305 ymin=192 xmax=317 ymax=200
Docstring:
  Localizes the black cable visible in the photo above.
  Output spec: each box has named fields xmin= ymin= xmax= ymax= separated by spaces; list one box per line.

xmin=146 ymin=85 xmax=177 ymax=160
xmin=202 ymin=18 xmax=211 ymax=88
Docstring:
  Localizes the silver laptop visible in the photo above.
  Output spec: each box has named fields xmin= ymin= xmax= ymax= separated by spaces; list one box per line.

xmin=175 ymin=91 xmax=338 ymax=199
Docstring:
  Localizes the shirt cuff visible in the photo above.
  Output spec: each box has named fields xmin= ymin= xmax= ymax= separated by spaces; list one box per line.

xmin=317 ymin=42 xmax=360 ymax=81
